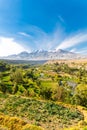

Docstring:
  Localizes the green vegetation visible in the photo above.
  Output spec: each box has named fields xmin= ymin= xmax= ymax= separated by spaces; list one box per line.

xmin=0 ymin=113 xmax=44 ymax=130
xmin=0 ymin=93 xmax=84 ymax=130
xmin=0 ymin=60 xmax=87 ymax=130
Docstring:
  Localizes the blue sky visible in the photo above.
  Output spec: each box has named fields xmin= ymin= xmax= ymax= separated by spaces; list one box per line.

xmin=0 ymin=0 xmax=87 ymax=56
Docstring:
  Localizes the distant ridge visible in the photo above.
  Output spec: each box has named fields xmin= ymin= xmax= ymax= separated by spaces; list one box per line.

xmin=0 ymin=49 xmax=86 ymax=60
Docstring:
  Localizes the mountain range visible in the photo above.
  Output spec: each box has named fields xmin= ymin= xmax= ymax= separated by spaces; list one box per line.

xmin=1 ymin=49 xmax=85 ymax=60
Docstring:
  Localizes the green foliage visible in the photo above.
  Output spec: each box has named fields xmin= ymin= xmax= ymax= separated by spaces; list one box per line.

xmin=18 ymin=85 xmax=26 ymax=94
xmin=0 ymin=81 xmax=7 ymax=93
xmin=10 ymin=69 xmax=23 ymax=84
xmin=0 ymin=72 xmax=3 ymax=79
xmin=40 ymin=81 xmax=57 ymax=99
xmin=40 ymin=85 xmax=52 ymax=99
xmin=0 ymin=95 xmax=84 ymax=130
xmin=0 ymin=60 xmax=87 ymax=107
xmin=74 ymin=84 xmax=87 ymax=107
xmin=0 ymin=114 xmax=44 ymax=130
xmin=0 ymin=62 xmax=10 ymax=72
xmin=0 ymin=60 xmax=87 ymax=130
xmin=22 ymin=124 xmax=44 ymax=130
xmin=25 ymin=69 xmax=39 ymax=82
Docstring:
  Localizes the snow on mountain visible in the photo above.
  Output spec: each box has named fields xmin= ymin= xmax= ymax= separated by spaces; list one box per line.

xmin=1 ymin=49 xmax=84 ymax=60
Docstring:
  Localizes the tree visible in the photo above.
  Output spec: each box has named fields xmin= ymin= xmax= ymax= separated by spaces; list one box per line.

xmin=73 ymin=84 xmax=87 ymax=107
xmin=25 ymin=69 xmax=39 ymax=82
xmin=10 ymin=69 xmax=23 ymax=84
xmin=0 ymin=81 xmax=7 ymax=93
xmin=40 ymin=86 xmax=53 ymax=99
xmin=0 ymin=72 xmax=3 ymax=80
xmin=0 ymin=61 xmax=10 ymax=72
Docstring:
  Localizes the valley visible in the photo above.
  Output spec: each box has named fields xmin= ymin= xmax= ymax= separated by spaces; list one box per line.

xmin=0 ymin=59 xmax=87 ymax=130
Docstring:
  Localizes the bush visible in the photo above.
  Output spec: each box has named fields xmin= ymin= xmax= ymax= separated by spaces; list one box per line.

xmin=0 ymin=114 xmax=44 ymax=130
xmin=22 ymin=124 xmax=44 ymax=130
xmin=0 ymin=115 xmax=26 ymax=130
xmin=74 ymin=84 xmax=87 ymax=107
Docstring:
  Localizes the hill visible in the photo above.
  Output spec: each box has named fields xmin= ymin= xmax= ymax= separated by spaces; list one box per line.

xmin=0 ymin=93 xmax=85 ymax=130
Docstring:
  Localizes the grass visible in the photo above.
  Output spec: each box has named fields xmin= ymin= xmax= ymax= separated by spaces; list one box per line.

xmin=0 ymin=114 xmax=44 ymax=130
xmin=0 ymin=93 xmax=84 ymax=130
xmin=40 ymin=80 xmax=58 ymax=92
xmin=41 ymin=81 xmax=57 ymax=87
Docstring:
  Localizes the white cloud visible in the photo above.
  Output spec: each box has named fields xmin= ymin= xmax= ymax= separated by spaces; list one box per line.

xmin=56 ymin=32 xmax=87 ymax=50
xmin=25 ymin=25 xmax=64 ymax=51
xmin=0 ymin=37 xmax=26 ymax=56
xmin=1 ymin=25 xmax=86 ymax=56
xmin=29 ymin=26 xmax=87 ymax=54
xmin=18 ymin=32 xmax=32 ymax=38
xmin=70 ymin=48 xmax=77 ymax=53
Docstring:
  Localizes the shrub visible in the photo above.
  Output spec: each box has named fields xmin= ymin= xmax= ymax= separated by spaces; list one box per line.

xmin=22 ymin=124 xmax=44 ymax=130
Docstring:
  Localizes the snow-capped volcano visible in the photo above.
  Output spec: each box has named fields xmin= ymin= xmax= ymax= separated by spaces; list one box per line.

xmin=1 ymin=49 xmax=83 ymax=60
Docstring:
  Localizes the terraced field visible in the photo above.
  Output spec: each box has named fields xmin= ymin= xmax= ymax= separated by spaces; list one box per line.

xmin=0 ymin=93 xmax=84 ymax=130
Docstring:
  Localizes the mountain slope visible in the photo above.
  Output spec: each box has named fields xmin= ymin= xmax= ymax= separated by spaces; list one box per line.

xmin=1 ymin=49 xmax=82 ymax=60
